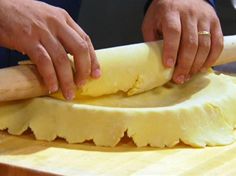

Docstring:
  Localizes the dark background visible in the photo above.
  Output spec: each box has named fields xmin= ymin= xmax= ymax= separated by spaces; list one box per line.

xmin=216 ymin=0 xmax=236 ymax=35
xmin=78 ymin=0 xmax=146 ymax=49
xmin=78 ymin=0 xmax=236 ymax=49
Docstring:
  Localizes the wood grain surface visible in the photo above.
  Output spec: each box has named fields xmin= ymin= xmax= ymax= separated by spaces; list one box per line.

xmin=0 ymin=162 xmax=59 ymax=176
xmin=0 ymin=131 xmax=236 ymax=176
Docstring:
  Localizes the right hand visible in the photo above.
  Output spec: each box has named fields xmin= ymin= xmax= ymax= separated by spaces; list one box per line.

xmin=0 ymin=0 xmax=101 ymax=100
xmin=142 ymin=0 xmax=223 ymax=84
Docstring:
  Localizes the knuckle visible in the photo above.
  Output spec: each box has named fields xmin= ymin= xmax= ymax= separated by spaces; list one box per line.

xmin=205 ymin=55 xmax=218 ymax=66
xmin=62 ymin=79 xmax=74 ymax=91
xmin=78 ymin=40 xmax=89 ymax=52
xmin=63 ymin=79 xmax=73 ymax=87
xmin=157 ymin=1 xmax=168 ymax=11
xmin=185 ymin=36 xmax=198 ymax=48
xmin=21 ymin=25 xmax=33 ymax=37
xmin=85 ymin=68 xmax=91 ymax=76
xmin=209 ymin=56 xmax=217 ymax=63
xmin=178 ymin=64 xmax=189 ymax=71
xmin=59 ymin=8 xmax=70 ymax=20
xmin=77 ymin=72 xmax=89 ymax=81
xmin=177 ymin=56 xmax=194 ymax=70
xmin=60 ymin=8 xmax=69 ymax=16
xmin=211 ymin=15 xmax=220 ymax=24
xmin=83 ymin=34 xmax=91 ymax=43
xmin=37 ymin=25 xmax=50 ymax=37
xmin=33 ymin=46 xmax=49 ymax=65
xmin=46 ymin=72 xmax=56 ymax=83
xmin=77 ymin=63 xmax=91 ymax=76
xmin=170 ymin=27 xmax=181 ymax=35
xmin=188 ymin=8 xmax=196 ymax=17
xmin=48 ymin=8 xmax=67 ymax=24
xmin=54 ymin=7 xmax=68 ymax=16
xmin=199 ymin=40 xmax=210 ymax=51
xmin=214 ymin=37 xmax=224 ymax=51
xmin=54 ymin=52 xmax=68 ymax=65
xmin=167 ymin=25 xmax=181 ymax=35
xmin=177 ymin=61 xmax=190 ymax=71
xmin=47 ymin=14 xmax=61 ymax=24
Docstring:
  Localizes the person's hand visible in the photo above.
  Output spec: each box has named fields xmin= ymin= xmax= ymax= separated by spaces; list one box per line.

xmin=142 ymin=0 xmax=223 ymax=84
xmin=0 ymin=0 xmax=101 ymax=100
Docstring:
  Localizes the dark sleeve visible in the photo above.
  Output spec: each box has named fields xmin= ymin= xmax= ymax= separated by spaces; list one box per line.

xmin=206 ymin=0 xmax=216 ymax=8
xmin=145 ymin=0 xmax=216 ymax=13
xmin=42 ymin=0 xmax=82 ymax=21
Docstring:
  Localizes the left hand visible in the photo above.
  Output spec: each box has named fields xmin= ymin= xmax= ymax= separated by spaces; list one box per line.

xmin=142 ymin=0 xmax=223 ymax=84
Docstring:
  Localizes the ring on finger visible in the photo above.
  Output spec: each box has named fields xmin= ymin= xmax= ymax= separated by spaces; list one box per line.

xmin=198 ymin=30 xmax=211 ymax=36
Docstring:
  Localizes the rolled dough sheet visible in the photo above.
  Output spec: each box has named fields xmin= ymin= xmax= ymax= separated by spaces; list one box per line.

xmin=51 ymin=41 xmax=173 ymax=99
xmin=1 ymin=72 xmax=236 ymax=147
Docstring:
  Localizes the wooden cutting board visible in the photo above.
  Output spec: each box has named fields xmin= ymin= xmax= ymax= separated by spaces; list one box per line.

xmin=0 ymin=131 xmax=236 ymax=176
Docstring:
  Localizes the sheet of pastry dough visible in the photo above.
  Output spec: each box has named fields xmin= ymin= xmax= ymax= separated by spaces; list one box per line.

xmin=1 ymin=72 xmax=236 ymax=147
xmin=52 ymin=41 xmax=173 ymax=99
xmin=52 ymin=35 xmax=236 ymax=99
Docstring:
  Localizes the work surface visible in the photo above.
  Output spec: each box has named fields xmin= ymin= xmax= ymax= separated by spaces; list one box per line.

xmin=0 ymin=131 xmax=236 ymax=176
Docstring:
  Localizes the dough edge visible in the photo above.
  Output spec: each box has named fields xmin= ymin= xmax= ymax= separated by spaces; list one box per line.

xmin=0 ymin=73 xmax=236 ymax=148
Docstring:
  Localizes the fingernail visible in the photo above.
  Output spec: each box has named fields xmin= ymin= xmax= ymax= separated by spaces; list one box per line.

xmin=77 ymin=80 xmax=86 ymax=87
xmin=49 ymin=85 xmax=58 ymax=94
xmin=66 ymin=90 xmax=75 ymax=100
xmin=166 ymin=58 xmax=175 ymax=67
xmin=185 ymin=75 xmax=191 ymax=82
xmin=175 ymin=75 xmax=185 ymax=84
xmin=92 ymin=69 xmax=101 ymax=79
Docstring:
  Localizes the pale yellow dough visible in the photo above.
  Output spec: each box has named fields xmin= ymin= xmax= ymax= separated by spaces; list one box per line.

xmin=1 ymin=72 xmax=236 ymax=147
xmin=1 ymin=41 xmax=236 ymax=147
xmin=52 ymin=41 xmax=173 ymax=99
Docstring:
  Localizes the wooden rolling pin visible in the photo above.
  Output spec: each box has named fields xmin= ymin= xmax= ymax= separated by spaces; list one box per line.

xmin=0 ymin=35 xmax=236 ymax=102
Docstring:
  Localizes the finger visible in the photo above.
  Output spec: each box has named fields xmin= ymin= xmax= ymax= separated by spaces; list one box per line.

xmin=142 ymin=27 xmax=158 ymax=42
xmin=86 ymin=37 xmax=101 ymax=79
xmin=190 ymin=23 xmax=211 ymax=74
xmin=172 ymin=17 xmax=198 ymax=84
xmin=57 ymin=21 xmax=92 ymax=86
xmin=27 ymin=43 xmax=58 ymax=93
xmin=59 ymin=26 xmax=91 ymax=86
xmin=162 ymin=12 xmax=181 ymax=68
xmin=40 ymin=32 xmax=75 ymax=100
xmin=66 ymin=17 xmax=101 ymax=79
xmin=142 ymin=8 xmax=157 ymax=41
xmin=202 ymin=19 xmax=223 ymax=69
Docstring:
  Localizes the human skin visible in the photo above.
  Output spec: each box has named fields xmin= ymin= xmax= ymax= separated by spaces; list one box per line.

xmin=0 ymin=0 xmax=101 ymax=100
xmin=0 ymin=0 xmax=223 ymax=100
xmin=142 ymin=0 xmax=223 ymax=84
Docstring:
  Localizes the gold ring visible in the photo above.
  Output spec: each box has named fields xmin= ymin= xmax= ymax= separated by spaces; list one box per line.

xmin=198 ymin=31 xmax=211 ymax=36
